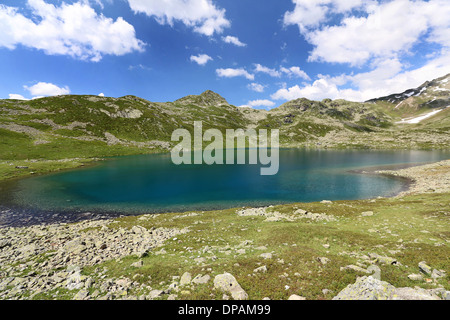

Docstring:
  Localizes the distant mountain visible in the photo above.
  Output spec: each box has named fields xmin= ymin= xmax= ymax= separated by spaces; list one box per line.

xmin=367 ymin=73 xmax=450 ymax=110
xmin=175 ymin=90 xmax=230 ymax=107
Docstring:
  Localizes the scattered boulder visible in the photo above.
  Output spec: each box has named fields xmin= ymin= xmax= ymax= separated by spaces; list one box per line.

xmin=260 ymin=253 xmax=273 ymax=259
xmin=192 ymin=274 xmax=210 ymax=285
xmin=368 ymin=253 xmax=399 ymax=265
xmin=74 ymin=289 xmax=89 ymax=300
xmin=253 ymin=266 xmax=267 ymax=273
xmin=148 ymin=290 xmax=164 ymax=299
xmin=431 ymin=269 xmax=446 ymax=279
xmin=340 ymin=265 xmax=371 ymax=274
xmin=131 ymin=260 xmax=143 ymax=268
xmin=180 ymin=272 xmax=192 ymax=286
xmin=408 ymin=274 xmax=423 ymax=281
xmin=418 ymin=261 xmax=432 ymax=275
xmin=317 ymin=257 xmax=330 ymax=265
xmin=288 ymin=294 xmax=306 ymax=300
xmin=333 ymin=276 xmax=397 ymax=300
xmin=214 ymin=273 xmax=248 ymax=300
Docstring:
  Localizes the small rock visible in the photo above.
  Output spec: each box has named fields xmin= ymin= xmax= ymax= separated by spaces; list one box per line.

xmin=180 ymin=272 xmax=192 ymax=286
xmin=259 ymin=253 xmax=273 ymax=259
xmin=431 ymin=269 xmax=445 ymax=279
xmin=418 ymin=261 xmax=432 ymax=275
xmin=74 ymin=289 xmax=89 ymax=300
xmin=408 ymin=274 xmax=423 ymax=281
xmin=148 ymin=290 xmax=164 ymax=299
xmin=192 ymin=274 xmax=210 ymax=285
xmin=131 ymin=260 xmax=143 ymax=268
xmin=288 ymin=294 xmax=306 ymax=300
xmin=253 ymin=266 xmax=267 ymax=273
xmin=317 ymin=257 xmax=330 ymax=265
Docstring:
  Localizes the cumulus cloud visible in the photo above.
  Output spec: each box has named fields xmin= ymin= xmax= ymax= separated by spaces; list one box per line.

xmin=254 ymin=64 xmax=281 ymax=78
xmin=0 ymin=0 xmax=145 ymax=62
xmin=190 ymin=54 xmax=213 ymax=65
xmin=254 ymin=64 xmax=310 ymax=80
xmin=247 ymin=83 xmax=266 ymax=93
xmin=24 ymin=82 xmax=70 ymax=97
xmin=271 ymin=51 xmax=450 ymax=102
xmin=8 ymin=94 xmax=28 ymax=100
xmin=278 ymin=0 xmax=450 ymax=101
xmin=222 ymin=35 xmax=246 ymax=47
xmin=284 ymin=0 xmax=450 ymax=66
xmin=280 ymin=66 xmax=310 ymax=80
xmin=127 ymin=0 xmax=230 ymax=36
xmin=98 ymin=93 xmax=105 ymax=97
xmin=216 ymin=68 xmax=254 ymax=80
xmin=240 ymin=99 xmax=276 ymax=109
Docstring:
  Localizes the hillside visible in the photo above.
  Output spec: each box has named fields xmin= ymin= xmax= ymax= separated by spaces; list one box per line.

xmin=0 ymin=74 xmax=449 ymax=180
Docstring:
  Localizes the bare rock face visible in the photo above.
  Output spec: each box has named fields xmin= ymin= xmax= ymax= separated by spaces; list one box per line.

xmin=213 ymin=273 xmax=248 ymax=300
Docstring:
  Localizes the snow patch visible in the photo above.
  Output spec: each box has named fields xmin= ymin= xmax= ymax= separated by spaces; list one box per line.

xmin=396 ymin=106 xmax=449 ymax=124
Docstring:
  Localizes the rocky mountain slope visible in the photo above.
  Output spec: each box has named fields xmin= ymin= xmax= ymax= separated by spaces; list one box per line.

xmin=368 ymin=73 xmax=450 ymax=114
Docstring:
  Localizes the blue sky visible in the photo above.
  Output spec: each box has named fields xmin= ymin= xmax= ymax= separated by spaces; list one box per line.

xmin=1 ymin=0 xmax=450 ymax=109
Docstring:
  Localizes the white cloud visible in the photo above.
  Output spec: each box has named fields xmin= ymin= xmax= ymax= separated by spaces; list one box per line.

xmin=127 ymin=0 xmax=230 ymax=36
xmin=222 ymin=35 xmax=246 ymax=47
xmin=254 ymin=64 xmax=281 ymax=77
xmin=216 ymin=68 xmax=254 ymax=80
xmin=254 ymin=64 xmax=310 ymax=80
xmin=0 ymin=0 xmax=145 ymax=62
xmin=128 ymin=64 xmax=152 ymax=71
xmin=98 ymin=92 xmax=105 ymax=97
xmin=284 ymin=0 xmax=450 ymax=66
xmin=280 ymin=66 xmax=310 ymax=80
xmin=248 ymin=99 xmax=276 ymax=108
xmin=240 ymin=99 xmax=276 ymax=109
xmin=247 ymin=83 xmax=266 ymax=93
xmin=271 ymin=50 xmax=450 ymax=102
xmin=8 ymin=94 xmax=28 ymax=100
xmin=190 ymin=54 xmax=213 ymax=65
xmin=284 ymin=0 xmax=372 ymax=32
xmin=24 ymin=82 xmax=70 ymax=97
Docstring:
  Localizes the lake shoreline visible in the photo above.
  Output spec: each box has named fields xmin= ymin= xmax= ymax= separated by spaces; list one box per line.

xmin=0 ymin=158 xmax=448 ymax=228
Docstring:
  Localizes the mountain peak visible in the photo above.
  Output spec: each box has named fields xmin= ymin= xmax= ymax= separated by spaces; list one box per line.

xmin=175 ymin=90 xmax=229 ymax=106
xmin=367 ymin=73 xmax=450 ymax=107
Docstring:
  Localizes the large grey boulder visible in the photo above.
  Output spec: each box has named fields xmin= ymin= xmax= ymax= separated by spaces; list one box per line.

xmin=214 ymin=273 xmax=248 ymax=300
xmin=333 ymin=276 xmax=396 ymax=300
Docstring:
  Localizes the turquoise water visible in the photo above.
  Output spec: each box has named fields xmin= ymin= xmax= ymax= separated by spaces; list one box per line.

xmin=2 ymin=149 xmax=449 ymax=214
